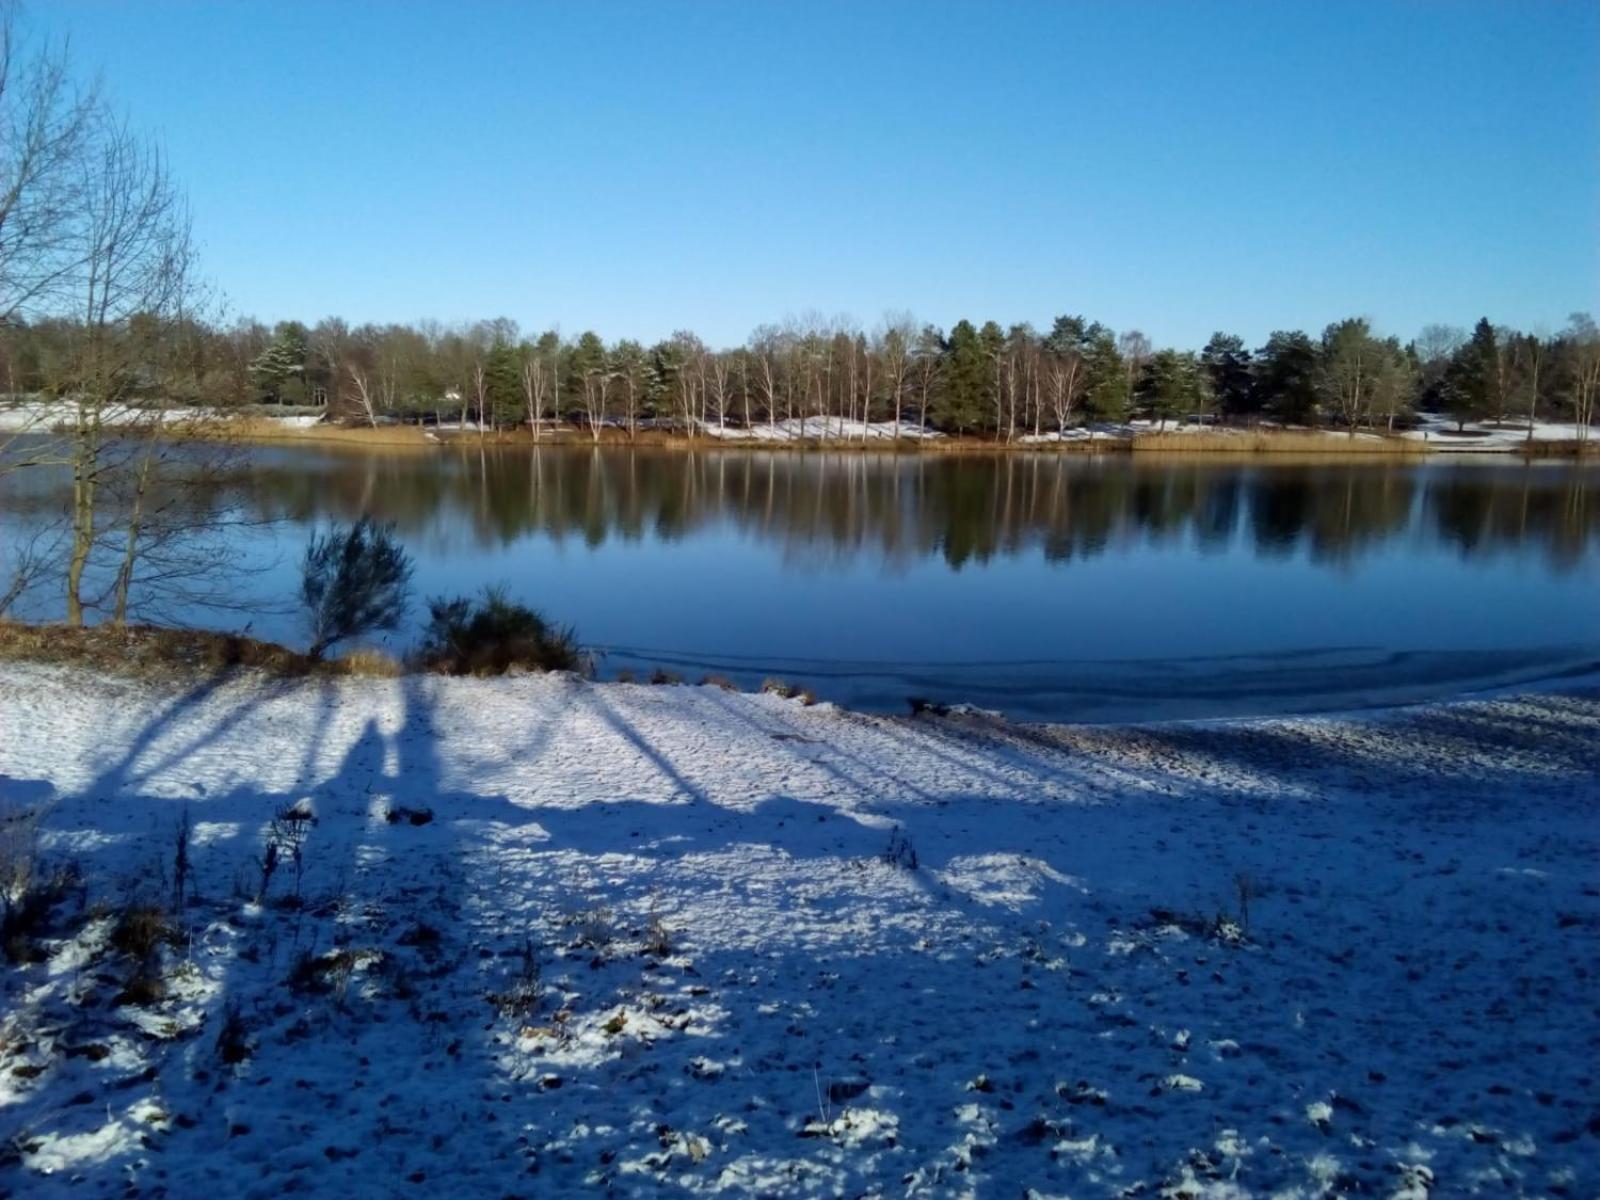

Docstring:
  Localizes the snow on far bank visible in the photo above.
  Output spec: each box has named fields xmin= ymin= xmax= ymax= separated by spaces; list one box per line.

xmin=1 ymin=665 xmax=1596 ymax=1197
xmin=1401 ymin=412 xmax=1592 ymax=452
xmin=0 ymin=400 xmax=321 ymax=433
xmin=700 ymin=417 xmax=945 ymax=441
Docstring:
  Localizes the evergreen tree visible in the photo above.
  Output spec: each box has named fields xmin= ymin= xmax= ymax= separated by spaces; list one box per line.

xmin=248 ymin=339 xmax=299 ymax=403
xmin=1253 ymin=331 xmax=1319 ymax=425
xmin=1200 ymin=332 xmax=1255 ymax=420
xmin=1083 ymin=328 xmax=1127 ymax=421
xmin=484 ymin=339 xmax=522 ymax=427
xmin=937 ymin=320 xmax=989 ymax=434
xmin=1135 ymin=349 xmax=1202 ymax=429
xmin=1441 ymin=317 xmax=1497 ymax=431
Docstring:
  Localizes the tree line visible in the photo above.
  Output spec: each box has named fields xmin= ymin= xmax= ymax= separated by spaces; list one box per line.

xmin=6 ymin=308 xmax=1599 ymax=443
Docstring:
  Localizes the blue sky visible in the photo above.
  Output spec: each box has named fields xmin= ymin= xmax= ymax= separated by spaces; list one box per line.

xmin=31 ymin=0 xmax=1600 ymax=349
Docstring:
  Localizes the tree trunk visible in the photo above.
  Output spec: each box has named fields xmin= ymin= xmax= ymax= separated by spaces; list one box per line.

xmin=112 ymin=432 xmax=159 ymax=627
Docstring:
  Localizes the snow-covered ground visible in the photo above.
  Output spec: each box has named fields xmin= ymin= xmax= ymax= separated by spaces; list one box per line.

xmin=0 ymin=401 xmax=322 ymax=433
xmin=700 ymin=418 xmax=945 ymax=441
xmin=1 ymin=665 xmax=1597 ymax=1197
xmin=1018 ymin=422 xmax=1137 ymax=444
xmin=1401 ymin=414 xmax=1592 ymax=452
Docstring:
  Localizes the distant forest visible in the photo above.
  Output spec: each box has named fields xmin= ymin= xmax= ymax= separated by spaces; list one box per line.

xmin=5 ymin=309 xmax=1598 ymax=443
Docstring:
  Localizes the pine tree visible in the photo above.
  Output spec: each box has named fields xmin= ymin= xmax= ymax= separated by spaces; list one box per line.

xmin=1201 ymin=332 xmax=1255 ymax=420
xmin=1253 ymin=331 xmax=1319 ymax=425
xmin=1442 ymin=317 xmax=1497 ymax=431
xmin=937 ymin=320 xmax=988 ymax=434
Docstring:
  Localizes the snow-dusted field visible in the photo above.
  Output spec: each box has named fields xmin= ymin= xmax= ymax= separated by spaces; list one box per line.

xmin=1 ymin=664 xmax=1596 ymax=1197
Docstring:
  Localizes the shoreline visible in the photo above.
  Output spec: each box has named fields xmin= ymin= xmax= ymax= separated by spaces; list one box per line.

xmin=1 ymin=660 xmax=1596 ymax=1195
xmin=6 ymin=402 xmax=1593 ymax=456
xmin=228 ymin=422 xmax=1594 ymax=458
xmin=6 ymin=621 xmax=1596 ymax=727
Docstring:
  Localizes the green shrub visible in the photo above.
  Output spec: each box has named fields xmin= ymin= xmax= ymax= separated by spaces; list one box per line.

xmin=415 ymin=586 xmax=583 ymax=676
xmin=301 ymin=517 xmax=413 ymax=661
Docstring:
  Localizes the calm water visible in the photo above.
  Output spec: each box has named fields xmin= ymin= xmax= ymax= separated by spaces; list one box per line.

xmin=6 ymin=444 xmax=1598 ymax=720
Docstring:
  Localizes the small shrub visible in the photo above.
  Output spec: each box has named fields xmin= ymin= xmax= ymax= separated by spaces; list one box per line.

xmin=301 ymin=516 xmax=413 ymax=662
xmin=110 ymin=904 xmax=175 ymax=960
xmin=614 ymin=668 xmax=637 ymax=683
xmin=571 ymin=906 xmax=615 ymax=954
xmin=487 ymin=937 xmax=541 ymax=1019
xmin=648 ymin=667 xmax=683 ymax=686
xmin=0 ymin=801 xmax=44 ymax=911
xmin=288 ymin=947 xmax=366 ymax=997
xmin=698 ymin=674 xmax=739 ymax=691
xmin=908 ymin=696 xmax=950 ymax=717
xmin=881 ymin=827 xmax=918 ymax=870
xmin=384 ymin=805 xmax=433 ymax=826
xmin=761 ymin=677 xmax=799 ymax=699
xmin=1 ymin=805 xmax=78 ymax=964
xmin=255 ymin=841 xmax=278 ymax=904
xmin=1147 ymin=906 xmax=1247 ymax=945
xmin=415 ymin=586 xmax=583 ymax=676
xmin=215 ymin=1003 xmax=251 ymax=1064
xmin=264 ymin=805 xmax=314 ymax=905
xmin=115 ymin=970 xmax=166 ymax=1007
xmin=1 ymin=863 xmax=80 ymax=964
xmin=643 ymin=894 xmax=672 ymax=958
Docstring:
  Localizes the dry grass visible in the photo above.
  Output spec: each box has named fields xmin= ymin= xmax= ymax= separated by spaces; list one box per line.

xmin=177 ymin=417 xmax=436 ymax=448
xmin=0 ymin=621 xmax=399 ymax=680
xmin=338 ymin=647 xmax=405 ymax=677
xmin=1132 ymin=429 xmax=1429 ymax=455
xmin=1519 ymin=439 xmax=1597 ymax=459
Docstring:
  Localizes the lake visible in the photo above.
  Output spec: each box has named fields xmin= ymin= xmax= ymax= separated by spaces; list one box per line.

xmin=4 ymin=443 xmax=1597 ymax=721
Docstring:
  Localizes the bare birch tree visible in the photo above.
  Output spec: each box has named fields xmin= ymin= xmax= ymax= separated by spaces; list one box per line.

xmin=61 ymin=118 xmax=194 ymax=624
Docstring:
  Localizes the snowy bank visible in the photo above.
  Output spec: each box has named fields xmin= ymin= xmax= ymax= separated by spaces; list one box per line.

xmin=0 ymin=665 xmax=1597 ymax=1197
xmin=0 ymin=400 xmax=321 ymax=434
xmin=699 ymin=417 xmax=945 ymax=441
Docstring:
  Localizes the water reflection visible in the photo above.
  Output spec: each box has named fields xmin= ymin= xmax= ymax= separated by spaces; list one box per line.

xmin=234 ymin=446 xmax=1597 ymax=570
xmin=4 ymin=445 xmax=1596 ymax=719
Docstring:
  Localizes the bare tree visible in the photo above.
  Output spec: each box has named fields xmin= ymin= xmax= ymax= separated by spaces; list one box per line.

xmin=877 ymin=313 xmax=916 ymax=435
xmin=521 ymin=344 xmax=549 ymax=440
xmin=1520 ymin=331 xmax=1546 ymax=443
xmin=0 ymin=6 xmax=97 ymax=328
xmin=912 ymin=325 xmax=942 ymax=433
xmin=1117 ymin=330 xmax=1151 ymax=422
xmin=1562 ymin=313 xmax=1599 ymax=445
xmin=707 ymin=351 xmax=731 ymax=436
xmin=345 ymin=360 xmax=379 ymax=427
xmin=1318 ymin=318 xmax=1382 ymax=437
xmin=748 ymin=324 xmax=781 ymax=432
xmin=0 ymin=6 xmax=96 ymax=478
xmin=61 ymin=117 xmax=194 ymax=625
xmin=1414 ymin=324 xmax=1466 ymax=366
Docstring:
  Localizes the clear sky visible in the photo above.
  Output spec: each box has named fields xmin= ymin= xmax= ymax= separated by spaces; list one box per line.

xmin=29 ymin=0 xmax=1600 ymax=349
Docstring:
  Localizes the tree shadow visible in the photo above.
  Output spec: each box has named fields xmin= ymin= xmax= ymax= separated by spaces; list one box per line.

xmin=1 ymin=674 xmax=1596 ymax=1197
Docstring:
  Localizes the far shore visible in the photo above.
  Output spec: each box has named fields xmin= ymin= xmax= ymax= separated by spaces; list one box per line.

xmin=187 ymin=414 xmax=1595 ymax=458
xmin=5 ymin=400 xmax=1593 ymax=457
